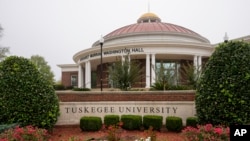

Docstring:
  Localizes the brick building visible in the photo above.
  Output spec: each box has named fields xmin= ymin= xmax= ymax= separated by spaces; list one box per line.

xmin=58 ymin=12 xmax=250 ymax=89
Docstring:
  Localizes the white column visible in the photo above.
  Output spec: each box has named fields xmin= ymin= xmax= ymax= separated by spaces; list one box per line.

xmin=146 ymin=53 xmax=150 ymax=88
xmin=198 ymin=56 xmax=202 ymax=71
xmin=88 ymin=61 xmax=91 ymax=88
xmin=193 ymin=55 xmax=198 ymax=76
xmin=151 ymin=54 xmax=156 ymax=85
xmin=85 ymin=62 xmax=88 ymax=88
xmin=85 ymin=61 xmax=91 ymax=89
xmin=78 ymin=65 xmax=83 ymax=88
xmin=193 ymin=55 xmax=198 ymax=68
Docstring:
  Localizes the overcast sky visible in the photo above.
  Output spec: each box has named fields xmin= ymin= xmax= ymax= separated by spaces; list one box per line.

xmin=0 ymin=0 xmax=250 ymax=81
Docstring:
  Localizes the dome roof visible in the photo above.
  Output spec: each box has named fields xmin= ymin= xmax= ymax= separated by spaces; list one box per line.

xmin=105 ymin=22 xmax=201 ymax=38
xmin=94 ymin=12 xmax=210 ymax=46
xmin=104 ymin=12 xmax=203 ymax=40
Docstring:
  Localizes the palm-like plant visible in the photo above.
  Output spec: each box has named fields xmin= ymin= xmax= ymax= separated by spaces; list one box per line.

xmin=108 ymin=55 xmax=144 ymax=91
xmin=180 ymin=62 xmax=202 ymax=89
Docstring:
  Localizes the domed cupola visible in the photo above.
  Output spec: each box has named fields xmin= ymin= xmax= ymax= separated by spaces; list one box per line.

xmin=137 ymin=12 xmax=161 ymax=23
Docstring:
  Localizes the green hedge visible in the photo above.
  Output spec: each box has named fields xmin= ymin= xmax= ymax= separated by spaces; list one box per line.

xmin=53 ymin=84 xmax=65 ymax=90
xmin=121 ymin=115 xmax=142 ymax=130
xmin=73 ymin=87 xmax=91 ymax=91
xmin=104 ymin=115 xmax=120 ymax=127
xmin=80 ymin=116 xmax=102 ymax=131
xmin=143 ymin=115 xmax=163 ymax=130
xmin=166 ymin=116 xmax=183 ymax=132
xmin=186 ymin=117 xmax=198 ymax=127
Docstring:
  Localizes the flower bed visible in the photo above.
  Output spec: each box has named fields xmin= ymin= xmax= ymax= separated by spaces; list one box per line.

xmin=182 ymin=124 xmax=230 ymax=141
xmin=0 ymin=124 xmax=230 ymax=141
xmin=50 ymin=126 xmax=185 ymax=141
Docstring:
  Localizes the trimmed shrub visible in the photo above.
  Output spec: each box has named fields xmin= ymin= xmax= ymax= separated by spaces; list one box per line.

xmin=121 ymin=115 xmax=142 ymax=130
xmin=80 ymin=116 xmax=102 ymax=131
xmin=0 ymin=56 xmax=60 ymax=129
xmin=196 ymin=41 xmax=250 ymax=125
xmin=143 ymin=115 xmax=163 ymax=130
xmin=65 ymin=85 xmax=74 ymax=90
xmin=53 ymin=84 xmax=65 ymax=90
xmin=166 ymin=116 xmax=183 ymax=132
xmin=73 ymin=87 xmax=91 ymax=91
xmin=104 ymin=115 xmax=120 ymax=127
xmin=186 ymin=117 xmax=198 ymax=127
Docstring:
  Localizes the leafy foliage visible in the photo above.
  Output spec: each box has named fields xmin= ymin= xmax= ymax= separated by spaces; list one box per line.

xmin=180 ymin=62 xmax=202 ymax=89
xmin=72 ymin=87 xmax=90 ymax=91
xmin=182 ymin=124 xmax=229 ymax=141
xmin=0 ymin=56 xmax=60 ymax=129
xmin=30 ymin=55 xmax=55 ymax=84
xmin=153 ymin=61 xmax=175 ymax=90
xmin=150 ymin=82 xmax=191 ymax=90
xmin=108 ymin=55 xmax=144 ymax=91
xmin=0 ymin=125 xmax=50 ymax=141
xmin=151 ymin=61 xmax=191 ymax=90
xmin=196 ymin=41 xmax=250 ymax=126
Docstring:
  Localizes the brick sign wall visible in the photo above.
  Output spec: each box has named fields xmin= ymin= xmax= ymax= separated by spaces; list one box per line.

xmin=56 ymin=91 xmax=196 ymax=125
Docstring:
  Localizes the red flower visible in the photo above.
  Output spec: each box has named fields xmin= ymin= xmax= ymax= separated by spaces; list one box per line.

xmin=214 ymin=127 xmax=223 ymax=135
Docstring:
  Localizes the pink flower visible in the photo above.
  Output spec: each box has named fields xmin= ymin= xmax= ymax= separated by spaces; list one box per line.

xmin=214 ymin=127 xmax=223 ymax=135
xmin=204 ymin=124 xmax=213 ymax=132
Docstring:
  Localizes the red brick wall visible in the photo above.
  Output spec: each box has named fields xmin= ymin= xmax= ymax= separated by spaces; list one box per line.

xmin=61 ymin=71 xmax=78 ymax=87
xmin=56 ymin=90 xmax=195 ymax=102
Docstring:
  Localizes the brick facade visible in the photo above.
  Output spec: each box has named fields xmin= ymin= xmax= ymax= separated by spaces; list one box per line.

xmin=61 ymin=71 xmax=78 ymax=87
xmin=56 ymin=90 xmax=195 ymax=102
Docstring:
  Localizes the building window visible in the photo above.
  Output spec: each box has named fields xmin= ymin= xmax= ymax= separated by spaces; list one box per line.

xmin=155 ymin=61 xmax=180 ymax=85
xmin=71 ymin=75 xmax=77 ymax=86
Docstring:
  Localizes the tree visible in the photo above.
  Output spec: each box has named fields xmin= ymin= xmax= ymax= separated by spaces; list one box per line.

xmin=108 ymin=55 xmax=144 ymax=90
xmin=196 ymin=41 xmax=250 ymax=126
xmin=30 ymin=55 xmax=55 ymax=84
xmin=0 ymin=56 xmax=60 ymax=129
xmin=0 ymin=25 xmax=9 ymax=60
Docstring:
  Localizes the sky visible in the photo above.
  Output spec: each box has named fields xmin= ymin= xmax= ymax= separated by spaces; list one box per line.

xmin=0 ymin=0 xmax=250 ymax=81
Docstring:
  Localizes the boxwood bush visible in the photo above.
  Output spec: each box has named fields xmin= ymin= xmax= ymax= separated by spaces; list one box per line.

xmin=104 ymin=115 xmax=120 ymax=127
xmin=143 ymin=115 xmax=163 ymax=130
xmin=121 ymin=115 xmax=142 ymax=130
xmin=0 ymin=56 xmax=60 ymax=129
xmin=165 ymin=116 xmax=183 ymax=132
xmin=196 ymin=41 xmax=250 ymax=126
xmin=186 ymin=117 xmax=198 ymax=127
xmin=80 ymin=116 xmax=102 ymax=131
xmin=73 ymin=87 xmax=90 ymax=91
